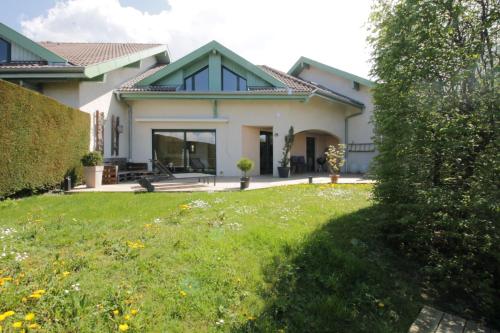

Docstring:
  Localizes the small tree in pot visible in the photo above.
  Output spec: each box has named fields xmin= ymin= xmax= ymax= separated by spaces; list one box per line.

xmin=325 ymin=144 xmax=345 ymax=183
xmin=277 ymin=126 xmax=295 ymax=178
xmin=81 ymin=151 xmax=104 ymax=188
xmin=237 ymin=157 xmax=254 ymax=190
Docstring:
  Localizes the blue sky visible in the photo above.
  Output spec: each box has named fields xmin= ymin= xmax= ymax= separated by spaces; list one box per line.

xmin=1 ymin=0 xmax=374 ymax=77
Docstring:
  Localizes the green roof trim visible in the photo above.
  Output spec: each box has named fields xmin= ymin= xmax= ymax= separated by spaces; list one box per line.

xmin=83 ymin=45 xmax=169 ymax=78
xmin=117 ymin=91 xmax=307 ymax=101
xmin=136 ymin=41 xmax=286 ymax=88
xmin=0 ymin=23 xmax=67 ymax=63
xmin=288 ymin=56 xmax=375 ymax=88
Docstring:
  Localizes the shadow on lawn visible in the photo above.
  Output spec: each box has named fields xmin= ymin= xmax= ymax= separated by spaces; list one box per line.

xmin=232 ymin=206 xmax=422 ymax=333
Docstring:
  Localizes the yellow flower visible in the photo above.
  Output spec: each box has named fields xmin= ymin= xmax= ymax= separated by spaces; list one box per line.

xmin=62 ymin=271 xmax=70 ymax=277
xmin=2 ymin=311 xmax=15 ymax=318
xmin=0 ymin=315 xmax=4 ymax=322
xmin=113 ymin=310 xmax=119 ymax=316
xmin=130 ymin=309 xmax=138 ymax=315
xmin=124 ymin=315 xmax=130 ymax=320
xmin=29 ymin=293 xmax=42 ymax=299
xmin=21 ymin=297 xmax=28 ymax=303
xmin=179 ymin=204 xmax=191 ymax=210
xmin=126 ymin=241 xmax=145 ymax=249
xmin=28 ymin=323 xmax=40 ymax=330
xmin=179 ymin=290 xmax=187 ymax=297
xmin=12 ymin=321 xmax=23 ymax=328
xmin=24 ymin=313 xmax=35 ymax=321
xmin=118 ymin=323 xmax=129 ymax=331
xmin=33 ymin=290 xmax=45 ymax=295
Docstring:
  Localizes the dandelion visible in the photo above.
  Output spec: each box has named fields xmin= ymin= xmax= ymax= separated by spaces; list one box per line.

xmin=126 ymin=241 xmax=145 ymax=249
xmin=179 ymin=290 xmax=187 ymax=297
xmin=179 ymin=204 xmax=191 ymax=210
xmin=24 ymin=313 xmax=35 ymax=321
xmin=62 ymin=271 xmax=70 ymax=277
xmin=130 ymin=309 xmax=138 ymax=316
xmin=12 ymin=321 xmax=22 ymax=328
xmin=28 ymin=323 xmax=40 ymax=330
xmin=124 ymin=315 xmax=130 ymax=320
xmin=113 ymin=310 xmax=119 ymax=316
xmin=118 ymin=323 xmax=129 ymax=331
xmin=0 ymin=277 xmax=12 ymax=286
xmin=2 ymin=311 xmax=15 ymax=319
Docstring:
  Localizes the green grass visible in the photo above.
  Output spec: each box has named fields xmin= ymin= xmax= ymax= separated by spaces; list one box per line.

xmin=0 ymin=185 xmax=422 ymax=332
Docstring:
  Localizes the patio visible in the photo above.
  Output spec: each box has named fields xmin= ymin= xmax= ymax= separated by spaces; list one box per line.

xmin=69 ymin=173 xmax=374 ymax=193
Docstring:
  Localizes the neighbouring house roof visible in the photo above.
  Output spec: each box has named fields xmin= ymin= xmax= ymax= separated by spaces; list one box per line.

xmin=288 ymin=56 xmax=375 ymax=88
xmin=0 ymin=23 xmax=170 ymax=79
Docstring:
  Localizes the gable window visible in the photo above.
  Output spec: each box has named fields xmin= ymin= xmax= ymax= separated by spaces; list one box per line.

xmin=184 ymin=67 xmax=209 ymax=91
xmin=222 ymin=67 xmax=247 ymax=91
xmin=0 ymin=38 xmax=11 ymax=63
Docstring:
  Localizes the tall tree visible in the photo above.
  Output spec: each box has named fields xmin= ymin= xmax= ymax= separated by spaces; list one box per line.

xmin=369 ymin=0 xmax=499 ymax=323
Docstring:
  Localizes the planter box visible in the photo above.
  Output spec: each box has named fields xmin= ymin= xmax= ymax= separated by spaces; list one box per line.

xmin=278 ymin=167 xmax=290 ymax=178
xmin=83 ymin=166 xmax=104 ymax=188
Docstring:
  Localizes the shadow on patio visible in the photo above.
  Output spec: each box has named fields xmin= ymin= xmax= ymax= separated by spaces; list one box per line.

xmin=230 ymin=206 xmax=422 ymax=333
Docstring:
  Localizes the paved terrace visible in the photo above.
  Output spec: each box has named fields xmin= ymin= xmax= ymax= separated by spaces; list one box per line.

xmin=69 ymin=174 xmax=374 ymax=193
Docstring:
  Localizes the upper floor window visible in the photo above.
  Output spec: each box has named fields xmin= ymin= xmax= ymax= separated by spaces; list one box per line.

xmin=0 ymin=38 xmax=11 ymax=63
xmin=184 ymin=67 xmax=209 ymax=91
xmin=222 ymin=67 xmax=247 ymax=91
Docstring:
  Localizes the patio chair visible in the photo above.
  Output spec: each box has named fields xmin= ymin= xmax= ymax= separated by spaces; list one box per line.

xmin=291 ymin=156 xmax=306 ymax=174
xmin=137 ymin=159 xmax=216 ymax=192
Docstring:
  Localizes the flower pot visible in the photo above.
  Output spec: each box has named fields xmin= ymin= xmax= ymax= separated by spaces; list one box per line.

xmin=278 ymin=167 xmax=290 ymax=178
xmin=240 ymin=177 xmax=250 ymax=190
xmin=330 ymin=174 xmax=339 ymax=184
xmin=83 ymin=166 xmax=104 ymax=188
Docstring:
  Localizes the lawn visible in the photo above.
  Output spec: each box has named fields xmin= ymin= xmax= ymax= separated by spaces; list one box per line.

xmin=0 ymin=184 xmax=422 ymax=332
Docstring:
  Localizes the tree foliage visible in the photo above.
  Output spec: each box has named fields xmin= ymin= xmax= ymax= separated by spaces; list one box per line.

xmin=369 ymin=0 xmax=499 ymax=324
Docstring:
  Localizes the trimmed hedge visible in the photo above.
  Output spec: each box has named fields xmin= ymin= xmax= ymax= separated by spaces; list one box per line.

xmin=0 ymin=79 xmax=90 ymax=198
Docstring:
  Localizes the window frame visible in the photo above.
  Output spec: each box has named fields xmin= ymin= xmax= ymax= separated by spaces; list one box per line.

xmin=183 ymin=66 xmax=209 ymax=91
xmin=221 ymin=66 xmax=247 ymax=91
xmin=0 ymin=38 xmax=11 ymax=63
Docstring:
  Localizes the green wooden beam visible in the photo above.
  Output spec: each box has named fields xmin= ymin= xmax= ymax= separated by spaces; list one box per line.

xmin=288 ymin=56 xmax=375 ymax=88
xmin=208 ymin=51 xmax=221 ymax=91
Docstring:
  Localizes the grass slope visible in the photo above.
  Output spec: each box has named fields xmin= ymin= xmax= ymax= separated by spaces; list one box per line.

xmin=0 ymin=185 xmax=421 ymax=332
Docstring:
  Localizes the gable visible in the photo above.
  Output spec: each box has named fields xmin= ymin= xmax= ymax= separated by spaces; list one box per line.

xmin=0 ymin=23 xmax=67 ymax=64
xmin=137 ymin=41 xmax=285 ymax=91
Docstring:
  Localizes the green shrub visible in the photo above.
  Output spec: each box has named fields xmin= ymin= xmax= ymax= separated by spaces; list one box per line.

xmin=81 ymin=151 xmax=103 ymax=167
xmin=236 ymin=157 xmax=254 ymax=177
xmin=0 ymin=80 xmax=90 ymax=198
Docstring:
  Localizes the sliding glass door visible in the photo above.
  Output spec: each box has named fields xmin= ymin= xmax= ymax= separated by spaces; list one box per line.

xmin=152 ymin=130 xmax=216 ymax=174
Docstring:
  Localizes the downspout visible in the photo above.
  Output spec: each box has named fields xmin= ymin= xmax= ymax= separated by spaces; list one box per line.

xmin=344 ymin=106 xmax=364 ymax=173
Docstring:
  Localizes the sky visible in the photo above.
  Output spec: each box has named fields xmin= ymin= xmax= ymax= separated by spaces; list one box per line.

xmin=1 ymin=0 xmax=375 ymax=78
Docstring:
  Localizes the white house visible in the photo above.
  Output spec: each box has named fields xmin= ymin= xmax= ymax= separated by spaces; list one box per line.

xmin=0 ymin=23 xmax=376 ymax=177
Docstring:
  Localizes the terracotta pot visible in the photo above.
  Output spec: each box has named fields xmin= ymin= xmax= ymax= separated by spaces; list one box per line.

xmin=83 ymin=166 xmax=104 ymax=188
xmin=330 ymin=174 xmax=339 ymax=184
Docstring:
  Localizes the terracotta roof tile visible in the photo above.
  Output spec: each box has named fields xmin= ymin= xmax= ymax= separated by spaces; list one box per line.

xmin=39 ymin=42 xmax=163 ymax=66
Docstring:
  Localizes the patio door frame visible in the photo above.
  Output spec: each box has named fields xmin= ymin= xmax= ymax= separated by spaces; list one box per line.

xmin=151 ymin=129 xmax=216 ymax=174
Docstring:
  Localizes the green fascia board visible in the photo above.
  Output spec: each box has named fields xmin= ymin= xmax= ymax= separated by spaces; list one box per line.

xmin=288 ymin=56 xmax=375 ymax=88
xmin=83 ymin=45 xmax=169 ymax=78
xmin=137 ymin=41 xmax=286 ymax=88
xmin=118 ymin=91 xmax=307 ymax=101
xmin=0 ymin=23 xmax=67 ymax=63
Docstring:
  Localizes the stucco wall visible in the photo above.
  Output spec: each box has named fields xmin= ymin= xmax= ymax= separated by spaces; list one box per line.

xmin=41 ymin=55 xmax=158 ymax=157
xmin=130 ymin=96 xmax=352 ymax=176
xmin=297 ymin=66 xmax=376 ymax=173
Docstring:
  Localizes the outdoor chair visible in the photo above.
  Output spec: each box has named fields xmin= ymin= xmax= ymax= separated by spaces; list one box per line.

xmin=291 ymin=156 xmax=306 ymax=174
xmin=137 ymin=159 xmax=216 ymax=192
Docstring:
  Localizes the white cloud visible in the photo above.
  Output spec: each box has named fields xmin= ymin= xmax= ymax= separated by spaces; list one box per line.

xmin=21 ymin=0 xmax=374 ymax=77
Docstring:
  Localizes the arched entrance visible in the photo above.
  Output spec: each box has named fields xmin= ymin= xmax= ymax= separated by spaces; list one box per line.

xmin=290 ymin=129 xmax=340 ymax=174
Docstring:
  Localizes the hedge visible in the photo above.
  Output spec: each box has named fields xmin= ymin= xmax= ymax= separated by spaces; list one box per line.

xmin=0 ymin=79 xmax=90 ymax=198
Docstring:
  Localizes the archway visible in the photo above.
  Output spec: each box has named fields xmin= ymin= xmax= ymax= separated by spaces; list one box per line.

xmin=290 ymin=129 xmax=340 ymax=174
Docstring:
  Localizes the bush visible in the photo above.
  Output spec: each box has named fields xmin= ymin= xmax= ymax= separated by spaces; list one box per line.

xmin=81 ymin=152 xmax=103 ymax=167
xmin=0 ymin=80 xmax=90 ymax=198
xmin=370 ymin=0 xmax=499 ymax=325
xmin=236 ymin=158 xmax=254 ymax=177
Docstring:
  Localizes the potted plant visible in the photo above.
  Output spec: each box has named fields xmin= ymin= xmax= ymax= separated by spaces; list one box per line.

xmin=277 ymin=126 xmax=295 ymax=178
xmin=236 ymin=157 xmax=254 ymax=190
xmin=325 ymin=144 xmax=346 ymax=183
xmin=81 ymin=151 xmax=104 ymax=188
